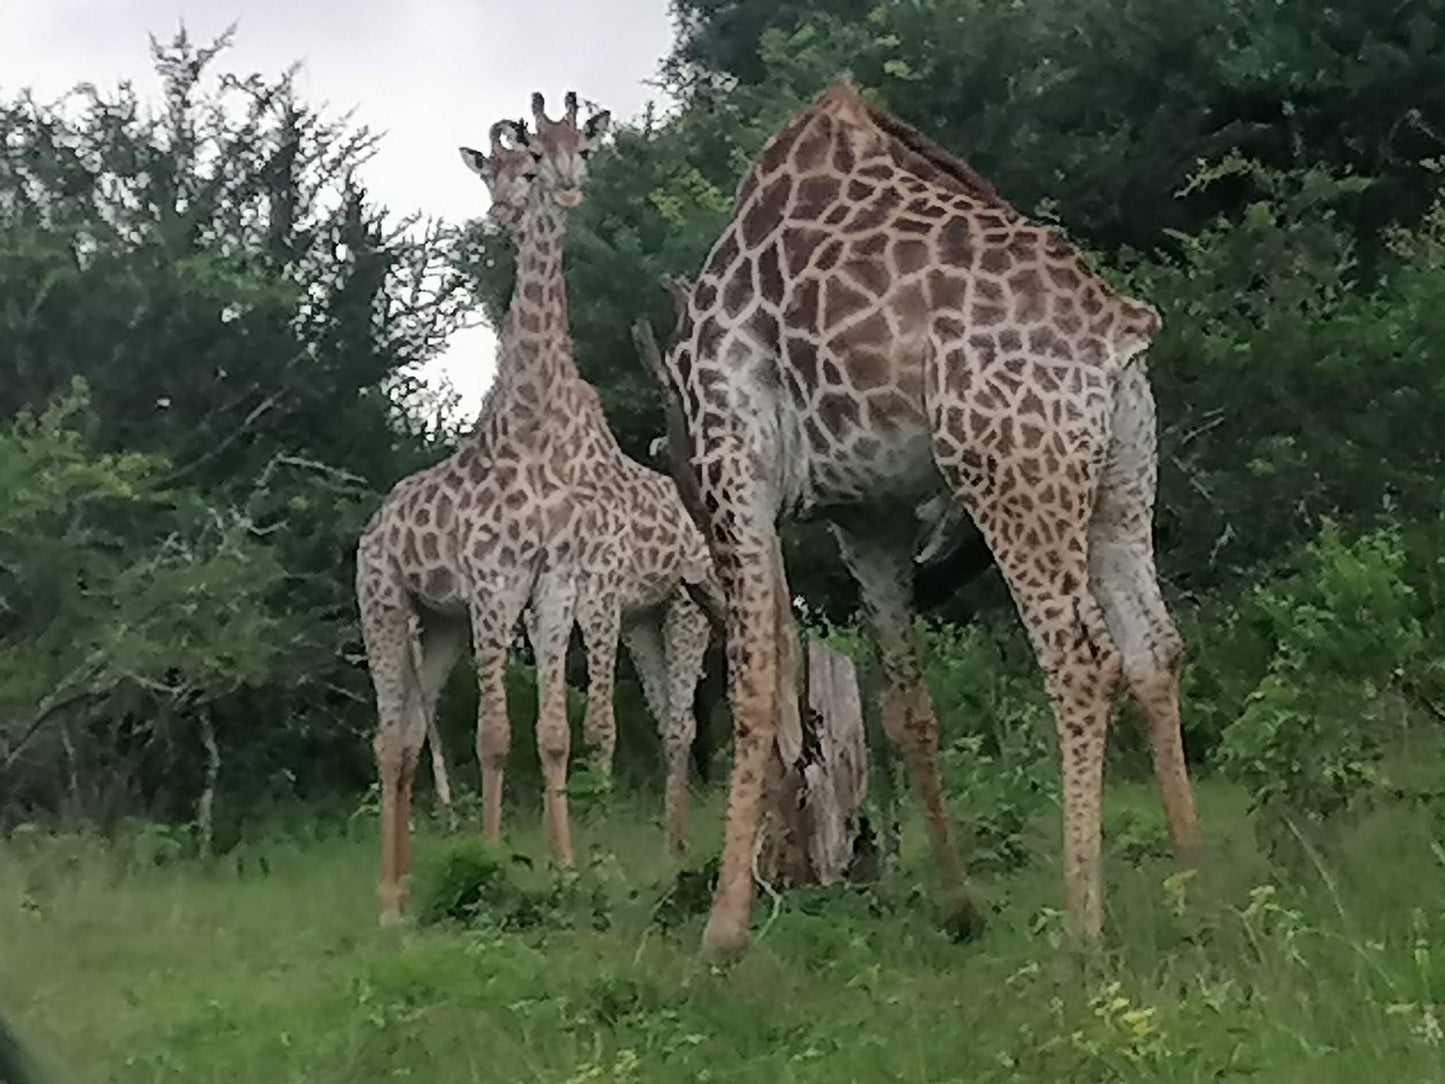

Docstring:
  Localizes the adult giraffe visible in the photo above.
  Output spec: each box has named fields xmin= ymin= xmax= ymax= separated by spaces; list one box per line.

xmin=657 ymin=77 xmax=1201 ymax=961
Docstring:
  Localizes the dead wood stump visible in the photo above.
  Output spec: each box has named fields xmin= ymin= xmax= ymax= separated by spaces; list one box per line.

xmin=757 ymin=637 xmax=870 ymax=888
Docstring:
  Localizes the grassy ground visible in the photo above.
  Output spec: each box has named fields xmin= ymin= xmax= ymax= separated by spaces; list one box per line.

xmin=4 ymin=780 xmax=1445 ymax=1082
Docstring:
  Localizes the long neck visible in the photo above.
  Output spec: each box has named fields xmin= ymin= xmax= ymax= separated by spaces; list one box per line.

xmin=481 ymin=194 xmax=579 ymax=439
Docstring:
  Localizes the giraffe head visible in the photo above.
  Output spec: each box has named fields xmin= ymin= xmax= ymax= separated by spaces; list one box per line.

xmin=458 ymin=119 xmax=534 ymax=231
xmin=526 ymin=91 xmax=611 ymax=209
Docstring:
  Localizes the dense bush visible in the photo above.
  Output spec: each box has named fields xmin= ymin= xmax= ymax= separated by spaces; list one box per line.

xmin=5 ymin=1 xmax=1445 ymax=854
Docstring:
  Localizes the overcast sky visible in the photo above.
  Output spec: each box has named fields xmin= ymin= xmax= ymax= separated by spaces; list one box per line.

xmin=0 ymin=0 xmax=676 ymax=418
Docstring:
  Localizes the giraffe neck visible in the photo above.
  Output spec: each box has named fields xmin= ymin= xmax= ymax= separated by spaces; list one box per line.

xmin=478 ymin=194 xmax=579 ymax=441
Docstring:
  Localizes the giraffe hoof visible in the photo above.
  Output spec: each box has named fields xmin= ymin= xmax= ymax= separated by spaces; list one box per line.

xmin=941 ymin=890 xmax=987 ymax=943
xmin=377 ymin=884 xmax=411 ymax=926
xmin=700 ymin=913 xmax=750 ymax=967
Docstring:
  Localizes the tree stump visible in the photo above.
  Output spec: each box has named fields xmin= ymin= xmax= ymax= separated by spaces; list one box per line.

xmin=757 ymin=637 xmax=870 ymax=888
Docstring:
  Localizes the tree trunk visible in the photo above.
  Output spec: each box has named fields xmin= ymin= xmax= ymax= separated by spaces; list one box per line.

xmin=757 ymin=637 xmax=870 ymax=888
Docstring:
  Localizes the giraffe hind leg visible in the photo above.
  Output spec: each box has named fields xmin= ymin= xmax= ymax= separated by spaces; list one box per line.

xmin=831 ymin=521 xmax=984 ymax=938
xmin=929 ymin=341 xmax=1123 ymax=946
xmin=622 ymin=615 xmax=674 ymax=851
xmin=577 ymin=590 xmax=621 ymax=778
xmin=417 ymin=610 xmax=468 ymax=832
xmin=359 ymin=557 xmax=427 ymax=924
xmin=529 ymin=572 xmax=578 ymax=866
xmin=1088 ymin=362 xmax=1200 ymax=861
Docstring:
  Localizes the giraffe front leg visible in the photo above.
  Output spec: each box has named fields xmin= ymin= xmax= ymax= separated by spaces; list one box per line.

xmin=702 ymin=527 xmax=790 ymax=966
xmin=471 ymin=580 xmax=530 ymax=847
xmin=530 ymin=572 xmax=578 ymax=867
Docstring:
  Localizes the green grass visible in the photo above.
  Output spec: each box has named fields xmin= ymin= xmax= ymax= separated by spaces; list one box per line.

xmin=5 ymin=780 xmax=1445 ymax=1082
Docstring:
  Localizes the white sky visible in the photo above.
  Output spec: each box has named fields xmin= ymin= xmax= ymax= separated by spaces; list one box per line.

xmin=0 ymin=0 xmax=676 ymax=419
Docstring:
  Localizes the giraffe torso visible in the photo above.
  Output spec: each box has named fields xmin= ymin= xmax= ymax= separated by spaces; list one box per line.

xmin=669 ymin=84 xmax=1161 ymax=525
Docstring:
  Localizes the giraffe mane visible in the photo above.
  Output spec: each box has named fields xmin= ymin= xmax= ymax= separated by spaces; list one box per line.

xmin=733 ymin=74 xmax=1009 ymax=215
xmin=857 ymin=100 xmax=1006 ymax=209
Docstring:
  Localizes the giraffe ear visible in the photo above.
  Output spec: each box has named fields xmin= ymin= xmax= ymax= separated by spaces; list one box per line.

xmin=458 ymin=146 xmax=490 ymax=177
xmin=582 ymin=110 xmax=611 ymax=141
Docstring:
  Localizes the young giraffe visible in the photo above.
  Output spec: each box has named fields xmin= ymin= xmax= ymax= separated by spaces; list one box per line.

xmin=478 ymin=95 xmax=717 ymax=859
xmin=358 ymin=98 xmax=713 ymax=921
xmin=659 ymin=77 xmax=1201 ymax=961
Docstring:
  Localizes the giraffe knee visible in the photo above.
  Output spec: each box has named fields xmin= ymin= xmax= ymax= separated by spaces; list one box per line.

xmin=536 ymin=721 xmax=570 ymax=768
xmin=476 ymin=720 xmax=510 ymax=770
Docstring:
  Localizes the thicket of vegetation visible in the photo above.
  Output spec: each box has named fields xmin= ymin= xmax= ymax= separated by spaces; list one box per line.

xmin=3 ymin=0 xmax=1445 ymax=880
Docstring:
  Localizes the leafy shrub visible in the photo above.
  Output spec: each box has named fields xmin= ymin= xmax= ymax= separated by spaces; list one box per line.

xmin=924 ymin=622 xmax=1054 ymax=873
xmin=412 ymin=838 xmax=611 ymax=931
xmin=647 ymin=855 xmax=719 ymax=932
xmin=1219 ymin=524 xmax=1424 ymax=857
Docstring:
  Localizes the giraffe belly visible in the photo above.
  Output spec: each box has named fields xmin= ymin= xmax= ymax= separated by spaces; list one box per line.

xmin=800 ymin=409 xmax=939 ymax=509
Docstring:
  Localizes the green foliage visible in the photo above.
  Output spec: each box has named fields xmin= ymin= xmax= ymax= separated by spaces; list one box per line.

xmin=1219 ymin=524 xmax=1426 ymax=855
xmin=412 ymin=837 xmax=611 ymax=932
xmin=0 ymin=381 xmax=282 ymax=817
xmin=921 ymin=623 xmax=1054 ymax=872
xmin=0 ymin=31 xmax=466 ymax=821
xmin=16 ymin=786 xmax=1445 ymax=1080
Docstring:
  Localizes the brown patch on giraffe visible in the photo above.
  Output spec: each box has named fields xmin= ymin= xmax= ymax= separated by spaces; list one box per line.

xmin=741 ymin=176 xmax=794 ymax=249
xmin=846 ymin=179 xmax=875 ymax=202
xmin=832 ymin=312 xmax=884 ymax=362
xmin=978 ymin=246 xmax=1011 ymax=276
xmin=854 ymin=232 xmax=888 ymax=260
xmin=793 ymin=121 xmax=831 ymax=172
xmin=893 ymin=280 xmax=928 ymax=326
xmin=1028 ymin=326 xmax=1070 ymax=359
xmin=420 ymin=533 xmax=440 ymax=561
xmin=966 ymin=334 xmax=998 ymax=368
xmin=928 ymin=270 xmax=966 ymax=312
xmin=894 ymin=237 xmax=929 ymax=276
xmin=723 ymin=256 xmax=756 ymax=317
xmin=818 ymin=391 xmax=861 ymax=435
xmin=894 ymin=217 xmax=936 ymax=237
xmin=937 ymin=218 xmax=974 ymax=267
xmin=822 ymin=204 xmax=850 ymax=226
xmin=782 ymin=226 xmax=824 ymax=277
xmin=844 ymin=256 xmax=890 ymax=296
xmin=749 ymin=306 xmax=780 ymax=348
xmin=1047 ymin=264 xmax=1081 ymax=291
xmin=970 ymin=301 xmax=1006 ymax=326
xmin=792 ymin=175 xmax=840 ymax=222
xmin=785 ymin=333 xmax=821 ymax=387
xmin=844 ymin=187 xmax=902 ymax=233
xmin=816 ymin=238 xmax=845 ymax=273
xmin=905 ymin=197 xmax=948 ymax=220
xmin=999 ymin=328 xmax=1023 ymax=354
xmin=785 ymin=277 xmax=821 ymax=331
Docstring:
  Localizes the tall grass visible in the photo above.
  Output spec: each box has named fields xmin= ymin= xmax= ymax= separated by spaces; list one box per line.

xmin=4 ymin=781 xmax=1445 ymax=1082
